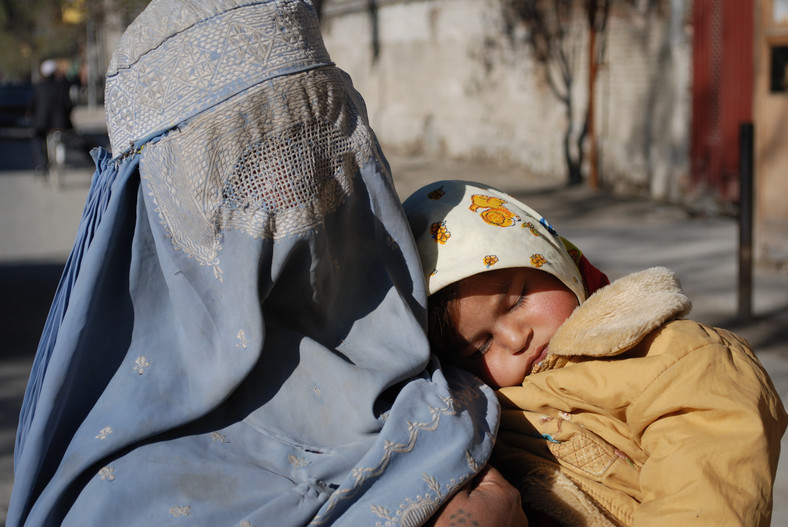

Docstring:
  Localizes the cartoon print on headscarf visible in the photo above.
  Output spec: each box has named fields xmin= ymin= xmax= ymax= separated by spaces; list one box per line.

xmin=431 ymin=221 xmax=451 ymax=244
xmin=483 ymin=255 xmax=499 ymax=268
xmin=428 ymin=187 xmax=446 ymax=200
xmin=523 ymin=222 xmax=540 ymax=237
xmin=469 ymin=195 xmax=521 ymax=227
xmin=531 ymin=254 xmax=547 ymax=267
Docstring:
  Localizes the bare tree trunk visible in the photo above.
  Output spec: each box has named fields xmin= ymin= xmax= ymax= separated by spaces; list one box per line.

xmin=565 ymin=83 xmax=586 ymax=186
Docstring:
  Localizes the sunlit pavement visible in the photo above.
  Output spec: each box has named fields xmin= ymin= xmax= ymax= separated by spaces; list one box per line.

xmin=1 ymin=107 xmax=787 ymax=525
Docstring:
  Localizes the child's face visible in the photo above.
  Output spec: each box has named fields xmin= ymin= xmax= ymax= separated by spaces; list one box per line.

xmin=445 ymin=267 xmax=579 ymax=388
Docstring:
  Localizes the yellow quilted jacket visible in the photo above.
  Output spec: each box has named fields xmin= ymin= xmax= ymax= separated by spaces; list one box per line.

xmin=493 ymin=267 xmax=787 ymax=526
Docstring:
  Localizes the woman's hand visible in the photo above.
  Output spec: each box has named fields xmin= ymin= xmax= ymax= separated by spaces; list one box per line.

xmin=430 ymin=465 xmax=528 ymax=526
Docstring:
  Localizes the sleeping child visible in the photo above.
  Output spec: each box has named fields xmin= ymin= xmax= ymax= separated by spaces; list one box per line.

xmin=403 ymin=179 xmax=787 ymax=526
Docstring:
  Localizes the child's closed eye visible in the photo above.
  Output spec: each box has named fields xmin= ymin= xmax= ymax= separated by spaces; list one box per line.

xmin=510 ymin=284 xmax=529 ymax=311
xmin=456 ymin=336 xmax=491 ymax=360
xmin=474 ymin=338 xmax=492 ymax=357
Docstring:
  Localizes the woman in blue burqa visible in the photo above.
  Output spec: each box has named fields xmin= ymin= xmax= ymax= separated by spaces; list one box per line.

xmin=8 ymin=1 xmax=529 ymax=526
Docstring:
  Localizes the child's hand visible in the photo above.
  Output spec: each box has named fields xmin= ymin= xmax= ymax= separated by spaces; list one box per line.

xmin=429 ymin=465 xmax=528 ymax=526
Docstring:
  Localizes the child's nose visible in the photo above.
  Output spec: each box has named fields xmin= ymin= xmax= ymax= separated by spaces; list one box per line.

xmin=497 ymin=316 xmax=532 ymax=355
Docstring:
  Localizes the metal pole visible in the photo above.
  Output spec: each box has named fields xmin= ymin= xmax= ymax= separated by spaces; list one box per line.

xmin=738 ymin=122 xmax=754 ymax=321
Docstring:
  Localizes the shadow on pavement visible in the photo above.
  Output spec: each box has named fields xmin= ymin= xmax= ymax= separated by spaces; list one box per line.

xmin=0 ymin=262 xmax=65 ymax=517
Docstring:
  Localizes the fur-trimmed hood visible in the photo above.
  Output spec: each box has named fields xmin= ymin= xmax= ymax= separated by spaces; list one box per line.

xmin=549 ymin=267 xmax=692 ymax=359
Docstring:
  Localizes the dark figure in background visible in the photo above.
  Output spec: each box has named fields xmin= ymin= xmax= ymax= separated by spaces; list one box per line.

xmin=30 ymin=59 xmax=73 ymax=176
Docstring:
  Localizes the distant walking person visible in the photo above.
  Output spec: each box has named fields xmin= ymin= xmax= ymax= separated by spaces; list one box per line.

xmin=30 ymin=59 xmax=73 ymax=178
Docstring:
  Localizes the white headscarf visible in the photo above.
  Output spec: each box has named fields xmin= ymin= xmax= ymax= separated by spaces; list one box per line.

xmin=403 ymin=180 xmax=608 ymax=304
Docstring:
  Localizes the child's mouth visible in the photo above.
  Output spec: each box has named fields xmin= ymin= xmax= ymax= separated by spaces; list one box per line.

xmin=526 ymin=345 xmax=549 ymax=375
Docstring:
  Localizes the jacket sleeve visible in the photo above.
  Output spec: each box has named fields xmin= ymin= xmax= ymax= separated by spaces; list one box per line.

xmin=628 ymin=322 xmax=787 ymax=526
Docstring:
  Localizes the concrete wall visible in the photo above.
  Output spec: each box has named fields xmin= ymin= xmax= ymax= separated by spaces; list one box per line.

xmin=321 ymin=0 xmax=692 ymax=194
xmin=601 ymin=0 xmax=692 ymax=201
xmin=322 ymin=0 xmax=563 ymax=184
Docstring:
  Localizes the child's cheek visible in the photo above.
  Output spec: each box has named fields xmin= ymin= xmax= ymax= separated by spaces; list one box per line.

xmin=481 ymin=354 xmax=510 ymax=389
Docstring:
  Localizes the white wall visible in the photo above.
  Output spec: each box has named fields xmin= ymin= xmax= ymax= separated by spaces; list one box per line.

xmin=321 ymin=0 xmax=692 ymax=195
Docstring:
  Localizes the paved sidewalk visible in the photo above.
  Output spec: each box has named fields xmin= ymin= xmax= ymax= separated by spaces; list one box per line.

xmin=1 ymin=107 xmax=787 ymax=524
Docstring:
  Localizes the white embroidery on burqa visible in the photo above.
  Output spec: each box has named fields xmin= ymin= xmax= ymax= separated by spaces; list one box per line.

xmin=288 ymin=454 xmax=310 ymax=467
xmin=370 ymin=473 xmax=462 ymax=527
xmin=133 ymin=356 xmax=151 ymax=374
xmin=465 ymin=450 xmax=481 ymax=473
xmin=210 ymin=432 xmax=229 ymax=444
xmin=95 ymin=426 xmax=113 ymax=440
xmin=106 ymin=1 xmax=330 ymax=153
xmin=236 ymin=329 xmax=248 ymax=349
xmin=311 ymin=387 xmax=482 ymax=526
xmin=99 ymin=466 xmax=116 ymax=481
xmin=169 ymin=505 xmax=191 ymax=518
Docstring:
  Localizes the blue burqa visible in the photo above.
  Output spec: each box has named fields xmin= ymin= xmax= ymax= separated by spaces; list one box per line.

xmin=8 ymin=1 xmax=498 ymax=525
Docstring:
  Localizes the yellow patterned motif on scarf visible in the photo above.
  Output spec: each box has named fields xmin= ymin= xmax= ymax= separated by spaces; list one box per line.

xmin=430 ymin=221 xmax=451 ymax=244
xmin=523 ymin=222 xmax=541 ymax=236
xmin=483 ymin=255 xmax=499 ymax=268
xmin=469 ymin=195 xmax=521 ymax=227
xmin=531 ymin=254 xmax=547 ymax=267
